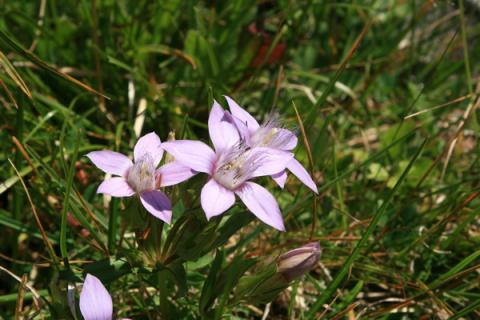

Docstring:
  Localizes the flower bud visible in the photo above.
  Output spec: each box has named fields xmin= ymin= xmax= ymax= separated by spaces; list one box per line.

xmin=277 ymin=242 xmax=321 ymax=282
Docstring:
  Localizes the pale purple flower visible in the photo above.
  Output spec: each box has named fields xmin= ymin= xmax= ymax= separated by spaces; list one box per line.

xmin=79 ymin=274 xmax=130 ymax=320
xmin=86 ymin=132 xmax=195 ymax=224
xmin=225 ymin=96 xmax=318 ymax=193
xmin=79 ymin=274 xmax=113 ymax=320
xmin=277 ymin=242 xmax=321 ymax=281
xmin=162 ymin=102 xmax=293 ymax=231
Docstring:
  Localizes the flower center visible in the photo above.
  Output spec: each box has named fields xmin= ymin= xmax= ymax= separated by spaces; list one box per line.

xmin=249 ymin=115 xmax=294 ymax=150
xmin=126 ymin=154 xmax=156 ymax=193
xmin=250 ymin=127 xmax=278 ymax=147
xmin=213 ymin=145 xmax=259 ymax=190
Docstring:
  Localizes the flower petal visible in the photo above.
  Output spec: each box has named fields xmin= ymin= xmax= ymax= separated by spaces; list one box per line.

xmin=249 ymin=148 xmax=294 ymax=178
xmin=97 ymin=178 xmax=135 ymax=197
xmin=275 ymin=128 xmax=298 ymax=150
xmin=79 ymin=274 xmax=113 ymax=320
xmin=271 ymin=170 xmax=288 ymax=188
xmin=157 ymin=162 xmax=197 ymax=187
xmin=140 ymin=190 xmax=172 ymax=224
xmin=287 ymin=158 xmax=318 ymax=193
xmin=225 ymin=96 xmax=260 ymax=132
xmin=86 ymin=151 xmax=132 ymax=176
xmin=161 ymin=140 xmax=216 ymax=174
xmin=201 ymin=179 xmax=235 ymax=220
xmin=208 ymin=100 xmax=240 ymax=151
xmin=134 ymin=132 xmax=163 ymax=166
xmin=231 ymin=114 xmax=252 ymax=144
xmin=235 ymin=182 xmax=285 ymax=231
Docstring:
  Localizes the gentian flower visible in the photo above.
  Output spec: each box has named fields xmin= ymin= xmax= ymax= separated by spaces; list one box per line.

xmin=225 ymin=96 xmax=318 ymax=193
xmin=86 ymin=132 xmax=195 ymax=224
xmin=79 ymin=273 xmax=130 ymax=320
xmin=277 ymin=242 xmax=321 ymax=281
xmin=162 ymin=102 xmax=293 ymax=231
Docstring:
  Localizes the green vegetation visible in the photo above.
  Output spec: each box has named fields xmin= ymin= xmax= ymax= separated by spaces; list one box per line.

xmin=1 ymin=0 xmax=479 ymax=318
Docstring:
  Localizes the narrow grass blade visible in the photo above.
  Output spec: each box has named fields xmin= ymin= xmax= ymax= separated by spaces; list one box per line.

xmin=429 ymin=249 xmax=480 ymax=289
xmin=448 ymin=299 xmax=480 ymax=320
xmin=0 ymin=31 xmax=108 ymax=99
xmin=306 ymin=138 xmax=427 ymax=317
xmin=0 ymin=50 xmax=32 ymax=99
xmin=305 ymin=20 xmax=372 ymax=127
xmin=0 ymin=209 xmax=57 ymax=243
xmin=318 ymin=128 xmax=416 ymax=193
xmin=60 ymin=128 xmax=80 ymax=260
xmin=7 ymin=159 xmax=59 ymax=266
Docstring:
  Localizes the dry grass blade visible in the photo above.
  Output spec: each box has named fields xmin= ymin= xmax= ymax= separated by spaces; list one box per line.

xmin=306 ymin=18 xmax=372 ymax=125
xmin=0 ymin=51 xmax=32 ymax=99
xmin=292 ymin=101 xmax=317 ymax=240
xmin=15 ymin=274 xmax=27 ymax=319
xmin=0 ymin=31 xmax=109 ymax=100
xmin=0 ymin=78 xmax=19 ymax=109
xmin=134 ymin=98 xmax=147 ymax=139
xmin=12 ymin=136 xmax=39 ymax=177
xmin=441 ymin=83 xmax=480 ymax=180
xmin=404 ymin=94 xmax=472 ymax=119
xmin=0 ymin=265 xmax=42 ymax=313
xmin=8 ymin=159 xmax=58 ymax=265
xmin=139 ymin=45 xmax=197 ymax=69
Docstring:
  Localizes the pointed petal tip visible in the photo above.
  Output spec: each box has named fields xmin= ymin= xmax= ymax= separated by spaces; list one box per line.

xmin=134 ymin=132 xmax=163 ymax=165
xmin=96 ymin=178 xmax=135 ymax=197
xmin=201 ymin=179 xmax=235 ymax=220
xmin=80 ymin=273 xmax=113 ymax=320
xmin=140 ymin=190 xmax=172 ymax=224
xmin=85 ymin=150 xmax=133 ymax=176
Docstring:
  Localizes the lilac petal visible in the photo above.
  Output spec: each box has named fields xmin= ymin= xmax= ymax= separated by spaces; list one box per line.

xmin=225 ymin=96 xmax=260 ymax=132
xmin=272 ymin=170 xmax=288 ymax=188
xmin=279 ymin=242 xmax=321 ymax=260
xmin=86 ymin=151 xmax=132 ymax=177
xmin=208 ymin=100 xmax=240 ymax=151
xmin=231 ymin=114 xmax=252 ymax=144
xmin=79 ymin=274 xmax=113 ymax=320
xmin=276 ymin=128 xmax=298 ymax=151
xmin=97 ymin=178 xmax=135 ymax=197
xmin=140 ymin=190 xmax=172 ymax=224
xmin=249 ymin=148 xmax=294 ymax=178
xmin=235 ymin=182 xmax=285 ymax=231
xmin=201 ymin=179 xmax=235 ymax=220
xmin=134 ymin=132 xmax=163 ymax=166
xmin=157 ymin=162 xmax=197 ymax=187
xmin=287 ymin=158 xmax=318 ymax=193
xmin=161 ymin=140 xmax=216 ymax=174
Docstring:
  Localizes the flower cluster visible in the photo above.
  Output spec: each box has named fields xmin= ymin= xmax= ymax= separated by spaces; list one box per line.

xmin=87 ymin=96 xmax=317 ymax=230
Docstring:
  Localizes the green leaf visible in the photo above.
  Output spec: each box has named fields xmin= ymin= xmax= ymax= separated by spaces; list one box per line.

xmin=200 ymin=250 xmax=224 ymax=316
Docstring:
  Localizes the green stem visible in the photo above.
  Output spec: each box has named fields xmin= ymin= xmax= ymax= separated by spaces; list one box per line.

xmin=12 ymin=101 xmax=24 ymax=220
xmin=107 ymin=198 xmax=119 ymax=254
xmin=59 ymin=128 xmax=80 ymax=260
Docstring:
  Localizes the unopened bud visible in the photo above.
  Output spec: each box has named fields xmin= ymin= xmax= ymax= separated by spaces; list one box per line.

xmin=277 ymin=242 xmax=321 ymax=281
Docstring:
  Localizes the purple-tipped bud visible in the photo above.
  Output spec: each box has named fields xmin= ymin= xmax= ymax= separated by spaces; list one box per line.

xmin=277 ymin=242 xmax=321 ymax=281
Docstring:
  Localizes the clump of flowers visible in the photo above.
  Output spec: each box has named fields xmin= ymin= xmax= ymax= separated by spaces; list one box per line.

xmin=81 ymin=96 xmax=320 ymax=317
xmin=162 ymin=102 xmax=297 ymax=230
xmin=87 ymin=99 xmax=316 ymax=230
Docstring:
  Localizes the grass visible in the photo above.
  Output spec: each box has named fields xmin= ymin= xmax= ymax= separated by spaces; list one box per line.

xmin=1 ymin=0 xmax=480 ymax=319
